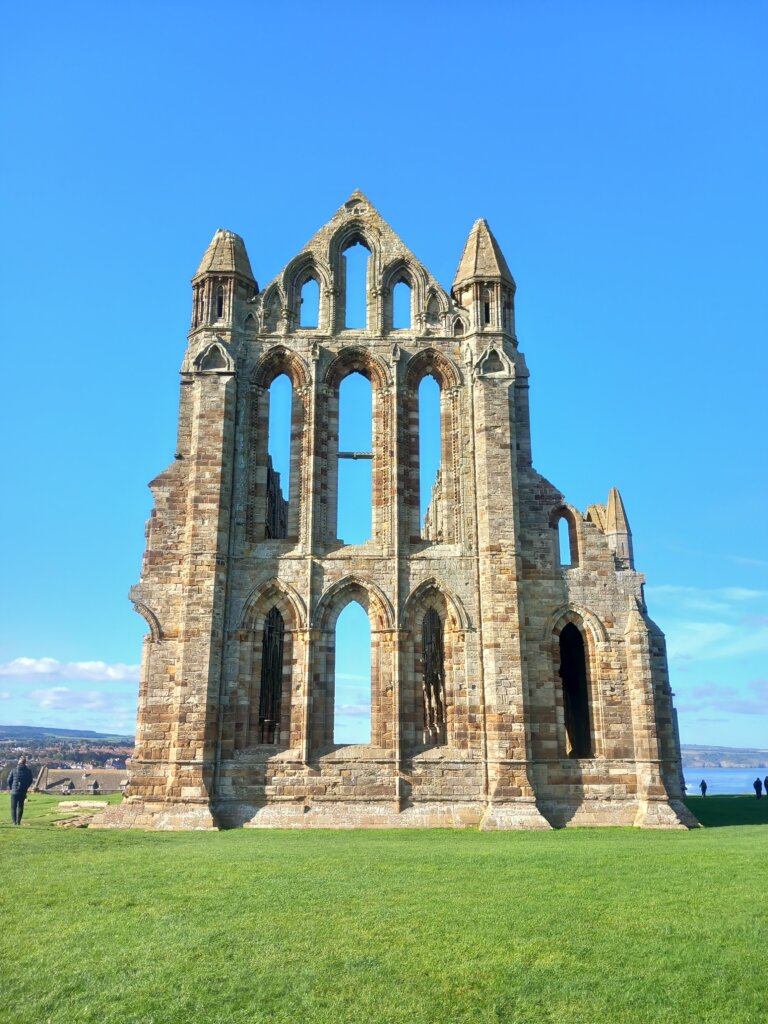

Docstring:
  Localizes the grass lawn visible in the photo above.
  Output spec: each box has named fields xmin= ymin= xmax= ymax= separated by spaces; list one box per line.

xmin=1 ymin=795 xmax=766 ymax=1024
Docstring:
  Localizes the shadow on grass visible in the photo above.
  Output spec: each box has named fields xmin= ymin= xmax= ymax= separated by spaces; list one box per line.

xmin=685 ymin=794 xmax=768 ymax=828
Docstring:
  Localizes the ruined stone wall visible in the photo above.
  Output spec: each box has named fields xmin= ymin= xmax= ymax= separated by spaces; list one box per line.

xmin=94 ymin=195 xmax=694 ymax=831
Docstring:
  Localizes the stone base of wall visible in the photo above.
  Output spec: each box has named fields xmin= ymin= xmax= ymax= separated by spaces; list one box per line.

xmin=89 ymin=795 xmax=699 ymax=831
xmin=220 ymin=800 xmax=486 ymax=829
xmin=90 ymin=798 xmax=218 ymax=831
xmin=633 ymin=798 xmax=700 ymax=829
xmin=479 ymin=801 xmax=553 ymax=831
xmin=538 ymin=797 xmax=699 ymax=829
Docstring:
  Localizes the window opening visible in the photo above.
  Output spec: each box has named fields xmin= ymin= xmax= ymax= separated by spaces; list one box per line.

xmin=266 ymin=374 xmax=292 ymax=538
xmin=258 ymin=608 xmax=285 ymax=743
xmin=344 ymin=242 xmax=369 ymax=329
xmin=559 ymin=623 xmax=591 ymax=757
xmin=215 ymin=284 xmax=225 ymax=319
xmin=483 ymin=301 xmax=491 ymax=324
xmin=419 ymin=375 xmax=441 ymax=536
xmin=300 ymin=278 xmax=319 ymax=328
xmin=337 ymin=372 xmax=372 ymax=544
xmin=422 ymin=608 xmax=446 ymax=745
xmin=558 ymin=516 xmax=573 ymax=567
xmin=334 ymin=601 xmax=371 ymax=744
xmin=392 ymin=280 xmax=412 ymax=329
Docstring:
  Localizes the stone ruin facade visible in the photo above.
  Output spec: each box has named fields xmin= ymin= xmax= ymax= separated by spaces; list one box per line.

xmin=96 ymin=192 xmax=696 ymax=831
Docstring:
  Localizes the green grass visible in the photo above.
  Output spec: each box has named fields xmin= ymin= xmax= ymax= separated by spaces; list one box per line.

xmin=1 ymin=795 xmax=766 ymax=1024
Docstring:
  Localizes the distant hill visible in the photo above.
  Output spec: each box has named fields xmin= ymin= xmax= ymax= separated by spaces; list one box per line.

xmin=681 ymin=744 xmax=768 ymax=769
xmin=0 ymin=725 xmax=134 ymax=744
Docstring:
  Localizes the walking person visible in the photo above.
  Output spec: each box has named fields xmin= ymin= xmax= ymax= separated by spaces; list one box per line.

xmin=699 ymin=779 xmax=707 ymax=797
xmin=753 ymin=777 xmax=763 ymax=799
xmin=7 ymin=756 xmax=33 ymax=825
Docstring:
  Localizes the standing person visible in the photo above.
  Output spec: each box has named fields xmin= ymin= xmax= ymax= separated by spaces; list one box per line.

xmin=753 ymin=777 xmax=763 ymax=799
xmin=699 ymin=779 xmax=707 ymax=797
xmin=7 ymin=756 xmax=33 ymax=825
xmin=764 ymin=775 xmax=768 ymax=796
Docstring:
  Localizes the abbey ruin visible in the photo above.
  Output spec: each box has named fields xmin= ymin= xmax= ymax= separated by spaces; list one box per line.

xmin=97 ymin=193 xmax=695 ymax=830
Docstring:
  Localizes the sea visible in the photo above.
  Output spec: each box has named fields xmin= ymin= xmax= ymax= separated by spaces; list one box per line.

xmin=682 ymin=766 xmax=768 ymax=796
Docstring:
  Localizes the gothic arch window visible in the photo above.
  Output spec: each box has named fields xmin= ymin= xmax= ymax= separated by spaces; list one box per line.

xmin=333 ymin=601 xmax=371 ymax=744
xmin=343 ymin=240 xmax=371 ymax=329
xmin=257 ymin=608 xmax=286 ymax=743
xmin=249 ymin=350 xmax=309 ymax=543
xmin=215 ymin=283 xmax=225 ymax=320
xmin=418 ymin=375 xmax=441 ymax=538
xmin=401 ymin=582 xmax=469 ymax=753
xmin=482 ymin=287 xmax=491 ymax=326
xmin=310 ymin=577 xmax=395 ymax=753
xmin=299 ymin=277 xmax=320 ymax=328
xmin=322 ymin=349 xmax=391 ymax=547
xmin=392 ymin=279 xmax=412 ymax=329
xmin=403 ymin=351 xmax=462 ymax=544
xmin=337 ymin=371 xmax=373 ymax=543
xmin=559 ymin=623 xmax=592 ymax=757
xmin=551 ymin=507 xmax=580 ymax=568
xmin=265 ymin=373 xmax=292 ymax=538
xmin=421 ymin=608 xmax=446 ymax=746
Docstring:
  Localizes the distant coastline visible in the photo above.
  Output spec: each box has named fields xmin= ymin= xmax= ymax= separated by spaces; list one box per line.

xmin=0 ymin=725 xmax=134 ymax=744
xmin=681 ymin=744 xmax=768 ymax=769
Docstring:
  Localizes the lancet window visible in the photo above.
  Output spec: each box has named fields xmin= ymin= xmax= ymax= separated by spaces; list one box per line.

xmin=422 ymin=608 xmax=446 ymax=746
xmin=559 ymin=623 xmax=591 ymax=757
xmin=258 ymin=608 xmax=285 ymax=744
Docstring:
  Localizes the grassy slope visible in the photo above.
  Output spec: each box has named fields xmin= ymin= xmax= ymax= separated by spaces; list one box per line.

xmin=0 ymin=796 xmax=766 ymax=1024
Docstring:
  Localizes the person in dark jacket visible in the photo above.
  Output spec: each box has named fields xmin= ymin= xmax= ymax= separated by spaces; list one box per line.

xmin=754 ymin=777 xmax=763 ymax=799
xmin=699 ymin=780 xmax=707 ymax=797
xmin=7 ymin=756 xmax=34 ymax=825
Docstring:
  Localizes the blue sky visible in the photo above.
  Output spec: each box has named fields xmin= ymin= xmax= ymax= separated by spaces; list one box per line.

xmin=0 ymin=2 xmax=766 ymax=748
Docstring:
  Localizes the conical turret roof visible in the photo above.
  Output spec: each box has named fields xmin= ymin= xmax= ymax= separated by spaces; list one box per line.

xmin=453 ymin=219 xmax=515 ymax=290
xmin=193 ymin=229 xmax=255 ymax=282
xmin=605 ymin=487 xmax=631 ymax=534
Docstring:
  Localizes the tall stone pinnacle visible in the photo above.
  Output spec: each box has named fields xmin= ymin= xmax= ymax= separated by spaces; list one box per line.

xmin=194 ymin=228 xmax=255 ymax=282
xmin=453 ymin=219 xmax=515 ymax=292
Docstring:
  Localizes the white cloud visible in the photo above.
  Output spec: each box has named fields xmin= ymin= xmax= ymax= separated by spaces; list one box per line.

xmin=677 ymin=679 xmax=768 ymax=717
xmin=666 ymin=620 xmax=768 ymax=662
xmin=336 ymin=703 xmax=372 ymax=719
xmin=0 ymin=657 xmax=140 ymax=682
xmin=647 ymin=584 xmax=768 ymax=616
xmin=0 ymin=690 xmax=10 ymax=700
xmin=27 ymin=687 xmax=120 ymax=711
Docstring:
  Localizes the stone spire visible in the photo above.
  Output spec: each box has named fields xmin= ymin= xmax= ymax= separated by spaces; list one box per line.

xmin=452 ymin=220 xmax=516 ymax=334
xmin=190 ymin=229 xmax=257 ymax=330
xmin=605 ymin=487 xmax=634 ymax=569
xmin=453 ymin=219 xmax=515 ymax=291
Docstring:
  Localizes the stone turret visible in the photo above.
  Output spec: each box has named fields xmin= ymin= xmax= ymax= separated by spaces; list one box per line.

xmin=605 ymin=487 xmax=634 ymax=569
xmin=452 ymin=219 xmax=516 ymax=335
xmin=191 ymin=228 xmax=257 ymax=330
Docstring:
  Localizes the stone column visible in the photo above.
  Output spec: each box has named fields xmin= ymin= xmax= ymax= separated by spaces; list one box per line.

xmin=470 ymin=360 xmax=550 ymax=830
